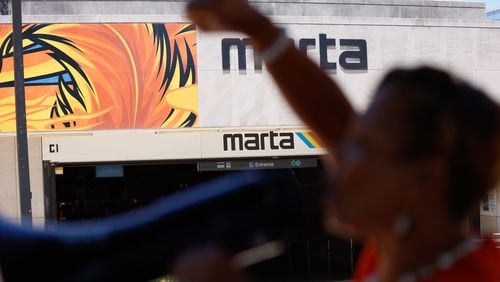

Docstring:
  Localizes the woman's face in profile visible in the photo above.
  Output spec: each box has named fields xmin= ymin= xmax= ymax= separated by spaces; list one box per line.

xmin=324 ymin=90 xmax=421 ymax=235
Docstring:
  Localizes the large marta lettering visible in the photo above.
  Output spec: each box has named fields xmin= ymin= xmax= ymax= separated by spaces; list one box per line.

xmin=221 ymin=34 xmax=367 ymax=71
xmin=223 ymin=132 xmax=295 ymax=151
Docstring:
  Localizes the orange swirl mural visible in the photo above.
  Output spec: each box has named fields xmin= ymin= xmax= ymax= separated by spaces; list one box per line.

xmin=0 ymin=23 xmax=198 ymax=132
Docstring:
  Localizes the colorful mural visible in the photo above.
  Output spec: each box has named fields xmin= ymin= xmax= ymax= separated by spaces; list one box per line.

xmin=0 ymin=23 xmax=197 ymax=132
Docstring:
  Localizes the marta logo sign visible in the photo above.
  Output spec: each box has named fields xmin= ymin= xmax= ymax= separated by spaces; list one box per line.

xmin=223 ymin=132 xmax=294 ymax=151
xmin=221 ymin=33 xmax=367 ymax=71
xmin=221 ymin=131 xmax=323 ymax=152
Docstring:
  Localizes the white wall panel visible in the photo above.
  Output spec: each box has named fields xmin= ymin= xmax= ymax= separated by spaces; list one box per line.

xmin=379 ymin=26 xmax=412 ymax=70
xmin=197 ymin=21 xmax=500 ymax=127
xmin=444 ymin=28 xmax=476 ymax=71
xmin=411 ymin=27 xmax=445 ymax=68
xmin=343 ymin=71 xmax=381 ymax=111
xmin=234 ymin=75 xmax=272 ymax=127
xmin=448 ymin=69 xmax=477 ymax=88
xmin=268 ymin=85 xmax=303 ymax=126
xmin=477 ymin=29 xmax=500 ymax=70
xmin=476 ymin=71 xmax=500 ymax=103
xmin=198 ymin=70 xmax=237 ymax=127
xmin=0 ymin=137 xmax=19 ymax=219
xmin=28 ymin=137 xmax=45 ymax=224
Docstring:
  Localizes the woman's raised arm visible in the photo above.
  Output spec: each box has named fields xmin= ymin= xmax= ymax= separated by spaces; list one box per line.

xmin=188 ymin=0 xmax=355 ymax=148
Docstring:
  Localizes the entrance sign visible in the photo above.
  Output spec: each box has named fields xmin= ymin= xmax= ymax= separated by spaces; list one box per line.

xmin=197 ymin=158 xmax=318 ymax=171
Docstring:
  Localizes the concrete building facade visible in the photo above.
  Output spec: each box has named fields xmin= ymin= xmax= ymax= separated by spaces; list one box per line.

xmin=0 ymin=0 xmax=499 ymax=236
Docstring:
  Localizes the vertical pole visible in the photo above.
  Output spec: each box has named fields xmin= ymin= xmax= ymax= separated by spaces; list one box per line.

xmin=12 ymin=0 xmax=32 ymax=226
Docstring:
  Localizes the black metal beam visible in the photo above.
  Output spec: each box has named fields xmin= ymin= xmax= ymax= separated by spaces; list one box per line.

xmin=12 ymin=0 xmax=32 ymax=226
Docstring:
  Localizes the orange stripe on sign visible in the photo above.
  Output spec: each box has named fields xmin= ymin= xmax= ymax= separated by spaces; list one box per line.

xmin=305 ymin=131 xmax=324 ymax=148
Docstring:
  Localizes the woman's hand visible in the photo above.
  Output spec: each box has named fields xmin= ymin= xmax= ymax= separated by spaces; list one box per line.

xmin=173 ymin=248 xmax=249 ymax=282
xmin=187 ymin=0 xmax=354 ymax=151
xmin=188 ymin=0 xmax=264 ymax=33
xmin=187 ymin=0 xmax=279 ymax=50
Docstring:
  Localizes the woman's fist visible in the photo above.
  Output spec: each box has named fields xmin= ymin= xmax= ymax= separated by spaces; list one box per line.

xmin=187 ymin=0 xmax=261 ymax=33
xmin=187 ymin=0 xmax=280 ymax=51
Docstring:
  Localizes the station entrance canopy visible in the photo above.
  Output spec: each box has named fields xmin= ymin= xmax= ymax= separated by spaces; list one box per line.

xmin=41 ymin=127 xmax=326 ymax=163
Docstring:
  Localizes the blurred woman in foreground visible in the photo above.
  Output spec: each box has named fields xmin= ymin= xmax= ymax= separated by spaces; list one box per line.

xmin=176 ymin=0 xmax=500 ymax=281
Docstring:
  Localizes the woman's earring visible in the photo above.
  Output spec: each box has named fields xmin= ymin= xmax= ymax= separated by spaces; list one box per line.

xmin=393 ymin=214 xmax=414 ymax=240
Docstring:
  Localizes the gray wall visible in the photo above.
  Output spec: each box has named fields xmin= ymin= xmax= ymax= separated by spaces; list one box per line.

xmin=16 ymin=0 xmax=486 ymax=20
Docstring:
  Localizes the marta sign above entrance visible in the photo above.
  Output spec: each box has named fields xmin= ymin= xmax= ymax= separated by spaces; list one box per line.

xmin=41 ymin=128 xmax=327 ymax=163
xmin=204 ymin=129 xmax=325 ymax=158
xmin=221 ymin=34 xmax=367 ymax=71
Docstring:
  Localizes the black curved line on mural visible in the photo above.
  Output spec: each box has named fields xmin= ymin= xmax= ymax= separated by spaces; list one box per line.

xmin=163 ymin=108 xmax=175 ymax=125
xmin=181 ymin=37 xmax=196 ymax=86
xmin=1 ymin=24 xmax=61 ymax=57
xmin=0 ymin=71 xmax=69 ymax=88
xmin=50 ymin=101 xmax=59 ymax=122
xmin=151 ymin=24 xmax=196 ymax=100
xmin=176 ymin=23 xmax=195 ymax=35
xmin=151 ymin=24 xmax=172 ymax=84
xmin=0 ymin=24 xmax=92 ymax=115
xmin=170 ymin=37 xmax=196 ymax=91
xmin=1 ymin=44 xmax=45 ymax=58
xmin=0 ymin=39 xmax=8 ymax=71
xmin=180 ymin=113 xmax=197 ymax=127
xmin=47 ymin=52 xmax=89 ymax=112
xmin=54 ymin=74 xmax=78 ymax=116
xmin=152 ymin=23 xmax=198 ymax=127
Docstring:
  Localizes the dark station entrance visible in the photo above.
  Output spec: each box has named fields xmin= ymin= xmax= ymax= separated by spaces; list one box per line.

xmin=44 ymin=158 xmax=361 ymax=281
